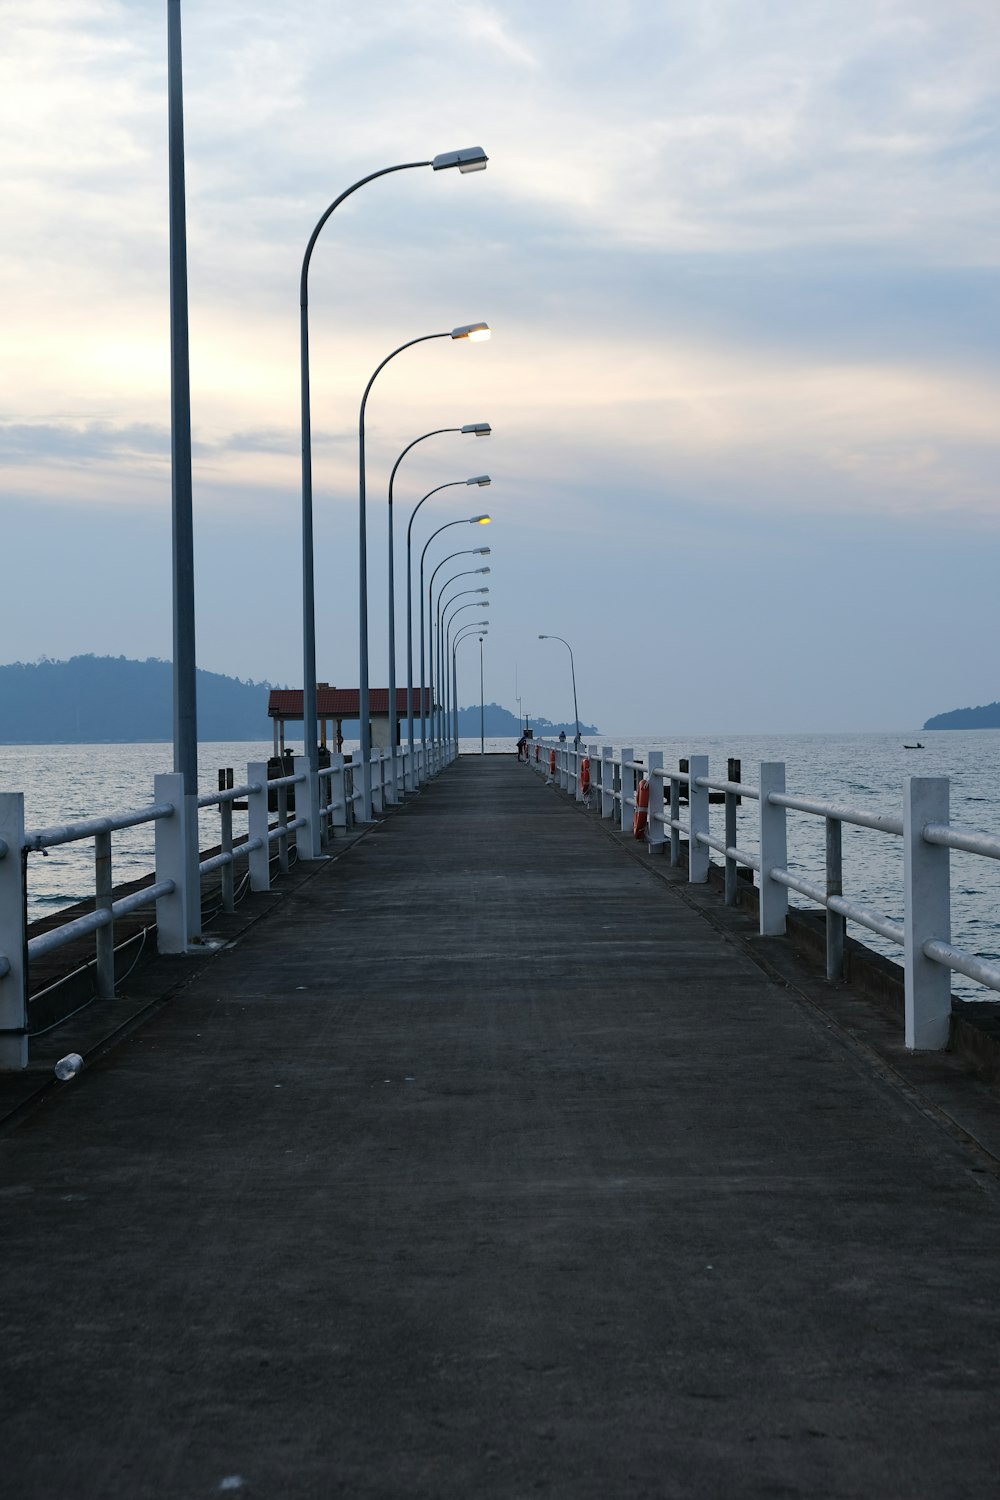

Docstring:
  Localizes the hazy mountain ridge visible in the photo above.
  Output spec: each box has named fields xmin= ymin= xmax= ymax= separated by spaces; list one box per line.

xmin=0 ymin=655 xmax=274 ymax=743
xmin=923 ymin=702 xmax=1000 ymax=731
xmin=454 ymin=702 xmax=598 ymax=738
xmin=0 ymin=658 xmax=596 ymax=744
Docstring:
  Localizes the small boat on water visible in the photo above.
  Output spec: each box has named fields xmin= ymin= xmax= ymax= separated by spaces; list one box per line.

xmin=904 ymin=742 xmax=925 ymax=750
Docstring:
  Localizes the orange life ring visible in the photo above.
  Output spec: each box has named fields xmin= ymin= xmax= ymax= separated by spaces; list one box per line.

xmin=549 ymin=748 xmax=557 ymax=774
xmin=633 ymin=777 xmax=650 ymax=839
xmin=579 ymin=757 xmax=591 ymax=796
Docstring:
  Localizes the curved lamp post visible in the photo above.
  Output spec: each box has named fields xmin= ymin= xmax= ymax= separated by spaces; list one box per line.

xmin=358 ymin=325 xmax=490 ymax=820
xmin=298 ymin=145 xmax=488 ymax=844
xmin=166 ymin=0 xmax=201 ymax=943
xmin=442 ymin=599 xmax=489 ymax=755
xmin=439 ymin=589 xmax=490 ymax=749
xmin=388 ymin=425 xmax=490 ymax=794
xmin=428 ymin=549 xmax=492 ymax=765
xmin=480 ymin=633 xmax=487 ymax=754
xmin=419 ymin=515 xmax=492 ymax=773
xmin=407 ymin=479 xmax=490 ymax=778
xmin=452 ymin=624 xmax=487 ymax=755
xmin=539 ymin=633 xmax=581 ymax=746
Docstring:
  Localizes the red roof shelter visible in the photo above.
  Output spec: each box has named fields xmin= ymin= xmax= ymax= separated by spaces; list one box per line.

xmin=267 ymin=684 xmax=435 ymax=754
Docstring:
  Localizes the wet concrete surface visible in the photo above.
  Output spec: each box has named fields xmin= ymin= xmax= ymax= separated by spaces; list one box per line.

xmin=2 ymin=755 xmax=1000 ymax=1498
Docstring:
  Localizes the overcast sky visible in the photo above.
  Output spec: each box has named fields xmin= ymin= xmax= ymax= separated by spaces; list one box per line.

xmin=2 ymin=0 xmax=998 ymax=734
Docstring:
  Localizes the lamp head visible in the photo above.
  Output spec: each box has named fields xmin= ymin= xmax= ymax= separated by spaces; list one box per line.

xmin=452 ymin=323 xmax=491 ymax=342
xmin=476 ymin=588 xmax=489 ymax=594
xmin=476 ymin=567 xmax=490 ymax=574
xmin=538 ymin=634 xmax=549 ymax=640
xmin=461 ymin=422 xmax=492 ymax=436
xmin=470 ymin=514 xmax=491 ymax=525
xmin=466 ymin=474 xmax=490 ymax=486
xmin=432 ymin=146 xmax=488 ymax=173
xmin=474 ymin=547 xmax=491 ymax=556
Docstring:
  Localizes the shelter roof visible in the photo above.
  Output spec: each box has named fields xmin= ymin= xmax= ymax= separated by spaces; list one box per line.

xmin=268 ymin=688 xmax=434 ymax=720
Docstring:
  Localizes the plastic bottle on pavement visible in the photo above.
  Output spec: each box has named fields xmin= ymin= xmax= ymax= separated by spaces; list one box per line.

xmin=54 ymin=1053 xmax=83 ymax=1081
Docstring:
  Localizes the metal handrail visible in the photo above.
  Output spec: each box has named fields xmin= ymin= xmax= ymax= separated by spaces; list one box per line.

xmin=27 ymin=879 xmax=177 ymax=960
xmin=767 ymin=791 xmax=903 ymax=837
xmin=923 ymin=823 xmax=1000 ymax=860
xmin=197 ymin=781 xmax=261 ymax=808
xmin=199 ymin=838 xmax=265 ymax=877
xmin=530 ymin=739 xmax=1000 ymax=1021
xmin=694 ymin=776 xmax=758 ymax=801
xmin=25 ymin=804 xmax=175 ymax=852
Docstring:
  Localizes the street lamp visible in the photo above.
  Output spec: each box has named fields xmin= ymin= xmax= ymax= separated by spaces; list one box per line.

xmin=387 ymin=425 xmax=490 ymax=794
xmin=298 ymin=145 xmax=488 ymax=844
xmin=480 ymin=633 xmax=486 ymax=755
xmin=428 ymin=546 xmax=492 ymax=765
xmin=443 ymin=600 xmax=489 ymax=756
xmin=439 ymin=590 xmax=490 ymax=749
xmin=166 ymin=0 xmax=201 ymax=943
xmin=419 ymin=515 xmax=492 ymax=773
xmin=358 ymin=326 xmax=491 ymax=820
xmin=539 ymin=634 xmax=581 ymax=746
xmin=406 ymin=478 xmax=490 ymax=779
xmin=452 ymin=624 xmax=487 ymax=756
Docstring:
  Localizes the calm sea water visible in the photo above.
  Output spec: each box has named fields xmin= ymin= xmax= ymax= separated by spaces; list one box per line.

xmin=2 ymin=731 xmax=998 ymax=1001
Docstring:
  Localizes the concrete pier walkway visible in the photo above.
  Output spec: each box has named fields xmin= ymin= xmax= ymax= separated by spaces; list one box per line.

xmin=3 ymin=755 xmax=1000 ymax=1498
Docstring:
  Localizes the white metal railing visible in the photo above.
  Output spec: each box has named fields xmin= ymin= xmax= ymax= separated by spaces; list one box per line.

xmin=529 ymin=739 xmax=1000 ymax=1052
xmin=2 ymin=751 xmax=352 ymax=1071
xmin=0 ymin=730 xmax=460 ymax=1070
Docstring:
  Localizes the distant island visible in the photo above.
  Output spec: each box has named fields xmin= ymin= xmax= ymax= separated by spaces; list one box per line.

xmin=924 ymin=701 xmax=1000 ymax=731
xmin=0 ymin=655 xmax=273 ymax=743
xmin=0 ymin=657 xmax=597 ymax=744
xmin=454 ymin=702 xmax=598 ymax=739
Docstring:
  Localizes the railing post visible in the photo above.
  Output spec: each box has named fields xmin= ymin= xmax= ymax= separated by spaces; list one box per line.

xmin=317 ymin=772 xmax=330 ymax=847
xmin=669 ymin=771 xmax=680 ymax=866
xmin=247 ymin=762 xmax=271 ymax=892
xmin=383 ymin=745 xmax=398 ymax=806
xmin=94 ymin=827 xmax=115 ymax=1000
xmin=371 ymin=751 xmax=384 ymax=815
xmin=220 ymin=790 xmax=235 ymax=913
xmin=277 ymin=783 xmax=290 ymax=874
xmin=688 ymin=755 xmax=710 ymax=882
xmin=345 ymin=762 xmax=356 ymax=827
xmin=724 ymin=788 xmax=738 ymax=905
xmin=758 ymin=762 xmax=788 ymax=935
xmin=0 ymin=793 xmax=28 ymax=1071
xmin=825 ymin=817 xmax=844 ymax=980
xmin=297 ymin=751 xmax=323 ymax=859
xmin=619 ymin=749 xmax=634 ymax=833
xmin=647 ymin=751 xmax=665 ymax=852
xmin=328 ymin=754 xmax=347 ymax=832
xmin=154 ymin=772 xmax=193 ymax=952
xmin=292 ymin=756 xmax=323 ymax=860
xmin=600 ymin=746 xmax=613 ymax=818
xmin=904 ymin=777 xmax=952 ymax=1050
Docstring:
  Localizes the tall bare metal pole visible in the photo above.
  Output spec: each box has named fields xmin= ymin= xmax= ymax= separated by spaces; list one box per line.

xmin=166 ymin=0 xmax=200 ymax=942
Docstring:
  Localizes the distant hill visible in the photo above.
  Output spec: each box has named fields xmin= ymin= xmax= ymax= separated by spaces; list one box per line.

xmin=924 ymin=702 xmax=1000 ymax=731
xmin=0 ymin=659 xmax=596 ymax=745
xmin=454 ymin=702 xmax=598 ymax=738
xmin=0 ymin=655 xmax=272 ymax=743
